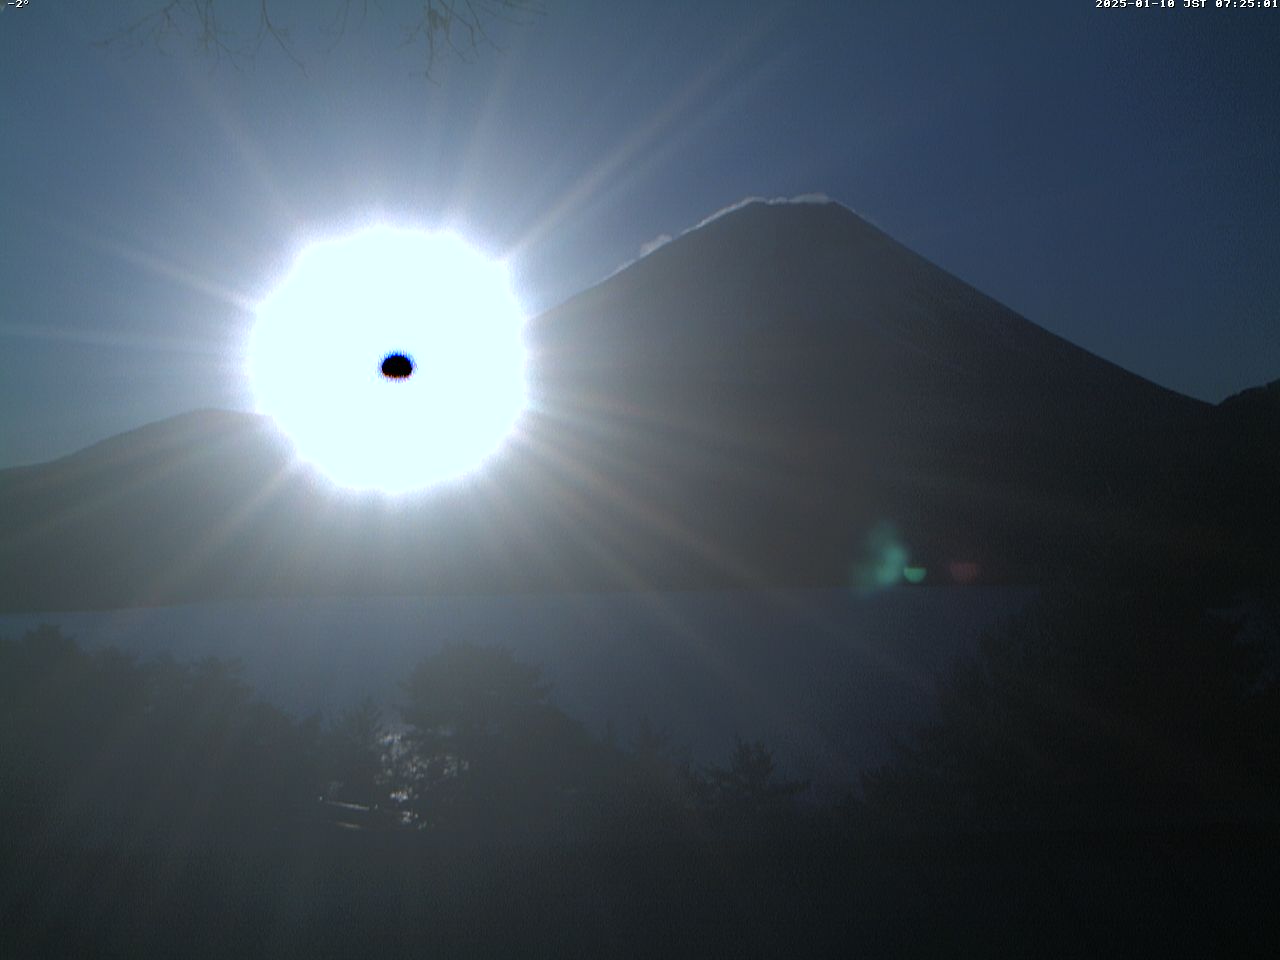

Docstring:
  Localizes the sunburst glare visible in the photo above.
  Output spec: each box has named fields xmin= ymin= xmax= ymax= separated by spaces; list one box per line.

xmin=247 ymin=225 xmax=527 ymax=494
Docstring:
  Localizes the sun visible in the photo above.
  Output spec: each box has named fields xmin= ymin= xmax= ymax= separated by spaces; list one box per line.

xmin=247 ymin=225 xmax=527 ymax=494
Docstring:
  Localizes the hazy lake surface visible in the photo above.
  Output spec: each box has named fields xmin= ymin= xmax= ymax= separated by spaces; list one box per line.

xmin=1 ymin=587 xmax=1034 ymax=788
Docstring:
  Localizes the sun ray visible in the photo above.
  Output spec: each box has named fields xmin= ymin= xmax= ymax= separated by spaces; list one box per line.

xmin=508 ymin=7 xmax=789 ymax=262
xmin=3 ymin=423 xmax=273 ymax=563
xmin=51 ymin=215 xmax=259 ymax=313
xmin=134 ymin=455 xmax=312 ymax=607
xmin=0 ymin=320 xmax=233 ymax=361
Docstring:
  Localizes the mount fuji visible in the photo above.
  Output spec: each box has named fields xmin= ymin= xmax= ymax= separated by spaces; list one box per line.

xmin=1 ymin=199 xmax=1272 ymax=613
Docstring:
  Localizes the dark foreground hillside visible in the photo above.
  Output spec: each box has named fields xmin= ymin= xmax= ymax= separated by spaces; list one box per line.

xmin=7 ymin=822 xmax=1278 ymax=958
xmin=3 ymin=565 xmax=1278 ymax=958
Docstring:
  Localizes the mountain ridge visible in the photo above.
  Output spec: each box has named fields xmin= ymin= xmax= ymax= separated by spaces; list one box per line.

xmin=1 ymin=200 xmax=1273 ymax=612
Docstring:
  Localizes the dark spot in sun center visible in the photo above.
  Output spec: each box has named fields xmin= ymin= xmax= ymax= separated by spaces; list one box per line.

xmin=381 ymin=353 xmax=414 ymax=379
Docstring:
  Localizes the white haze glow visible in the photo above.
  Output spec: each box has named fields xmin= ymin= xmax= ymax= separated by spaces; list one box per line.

xmin=247 ymin=226 xmax=527 ymax=493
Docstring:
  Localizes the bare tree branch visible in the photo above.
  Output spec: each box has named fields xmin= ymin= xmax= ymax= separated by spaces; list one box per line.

xmin=96 ymin=0 xmax=542 ymax=78
xmin=253 ymin=0 xmax=307 ymax=73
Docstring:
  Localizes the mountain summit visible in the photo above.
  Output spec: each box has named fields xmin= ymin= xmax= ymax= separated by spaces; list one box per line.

xmin=525 ymin=198 xmax=1222 ymax=583
xmin=0 ymin=199 xmax=1265 ymax=611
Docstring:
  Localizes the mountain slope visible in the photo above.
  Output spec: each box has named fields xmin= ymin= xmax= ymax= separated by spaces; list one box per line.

xmin=0 ymin=200 xmax=1259 ymax=612
xmin=525 ymin=199 xmax=1222 ymax=584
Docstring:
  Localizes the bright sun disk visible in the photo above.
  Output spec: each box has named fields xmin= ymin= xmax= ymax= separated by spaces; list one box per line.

xmin=247 ymin=225 xmax=527 ymax=493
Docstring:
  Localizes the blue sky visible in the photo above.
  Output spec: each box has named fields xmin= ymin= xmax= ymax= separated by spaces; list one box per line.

xmin=2 ymin=0 xmax=1278 ymax=466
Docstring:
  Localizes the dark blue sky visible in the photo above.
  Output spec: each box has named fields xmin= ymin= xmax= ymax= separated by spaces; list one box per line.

xmin=2 ymin=1 xmax=1278 ymax=467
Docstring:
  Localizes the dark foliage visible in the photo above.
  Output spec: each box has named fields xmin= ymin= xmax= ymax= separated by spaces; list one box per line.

xmin=691 ymin=737 xmax=808 ymax=828
xmin=395 ymin=642 xmax=603 ymax=839
xmin=0 ymin=625 xmax=318 ymax=849
xmin=862 ymin=574 xmax=1280 ymax=832
xmin=3 ymin=596 xmax=1279 ymax=958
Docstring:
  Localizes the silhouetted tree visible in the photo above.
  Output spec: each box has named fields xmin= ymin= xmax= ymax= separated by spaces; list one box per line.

xmin=589 ymin=717 xmax=703 ymax=842
xmin=862 ymin=575 xmax=1280 ymax=832
xmin=320 ymin=697 xmax=388 ymax=803
xmin=692 ymin=737 xmax=807 ymax=828
xmin=0 ymin=625 xmax=319 ymax=850
xmin=314 ymin=696 xmax=409 ymax=831
xmin=397 ymin=642 xmax=597 ymax=838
